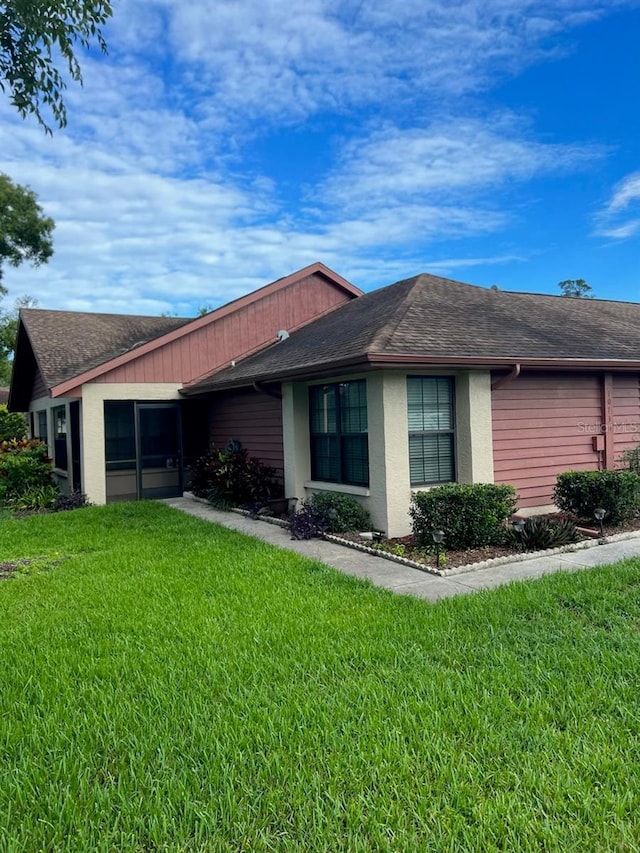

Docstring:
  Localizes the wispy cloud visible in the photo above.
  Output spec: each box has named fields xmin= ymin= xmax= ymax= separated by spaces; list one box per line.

xmin=0 ymin=0 xmax=633 ymax=312
xmin=595 ymin=171 xmax=640 ymax=239
xmin=111 ymin=0 xmax=634 ymax=126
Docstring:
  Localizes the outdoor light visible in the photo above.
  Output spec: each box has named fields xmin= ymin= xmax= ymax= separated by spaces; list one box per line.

xmin=512 ymin=517 xmax=526 ymax=550
xmin=432 ymin=529 xmax=444 ymax=567
xmin=594 ymin=507 xmax=606 ymax=538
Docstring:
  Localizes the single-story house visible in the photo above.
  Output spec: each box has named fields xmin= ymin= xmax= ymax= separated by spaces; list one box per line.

xmin=9 ymin=263 xmax=640 ymax=537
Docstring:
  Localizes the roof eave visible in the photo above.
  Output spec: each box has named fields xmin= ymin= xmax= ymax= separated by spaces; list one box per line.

xmin=180 ymin=352 xmax=640 ymax=395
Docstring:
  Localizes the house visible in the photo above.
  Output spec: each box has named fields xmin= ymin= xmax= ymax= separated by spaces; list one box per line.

xmin=9 ymin=264 xmax=640 ymax=537
xmin=8 ymin=263 xmax=361 ymax=504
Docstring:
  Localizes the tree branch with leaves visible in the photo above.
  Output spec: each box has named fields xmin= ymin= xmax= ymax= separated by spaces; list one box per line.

xmin=0 ymin=0 xmax=113 ymax=133
xmin=0 ymin=173 xmax=54 ymax=285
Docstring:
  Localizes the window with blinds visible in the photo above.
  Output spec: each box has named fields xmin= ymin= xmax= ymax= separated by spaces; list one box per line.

xmin=309 ymin=380 xmax=369 ymax=486
xmin=407 ymin=377 xmax=455 ymax=485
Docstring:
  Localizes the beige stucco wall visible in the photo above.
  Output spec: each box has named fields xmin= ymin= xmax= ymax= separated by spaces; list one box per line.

xmin=80 ymin=383 xmax=183 ymax=505
xmin=281 ymin=369 xmax=494 ymax=538
xmin=455 ymin=371 xmax=494 ymax=484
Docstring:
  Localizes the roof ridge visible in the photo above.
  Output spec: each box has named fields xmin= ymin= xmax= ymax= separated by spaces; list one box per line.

xmin=368 ymin=276 xmax=421 ymax=352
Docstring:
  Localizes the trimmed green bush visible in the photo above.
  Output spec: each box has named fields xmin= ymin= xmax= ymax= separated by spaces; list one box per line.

xmin=308 ymin=491 xmax=372 ymax=534
xmin=554 ymin=470 xmax=640 ymax=525
xmin=0 ymin=405 xmax=27 ymax=443
xmin=410 ymin=483 xmax=518 ymax=550
xmin=0 ymin=439 xmax=57 ymax=508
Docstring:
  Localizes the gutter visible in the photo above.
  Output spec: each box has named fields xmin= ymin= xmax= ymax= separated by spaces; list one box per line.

xmin=491 ymin=363 xmax=521 ymax=391
xmin=179 ymin=353 xmax=640 ymax=396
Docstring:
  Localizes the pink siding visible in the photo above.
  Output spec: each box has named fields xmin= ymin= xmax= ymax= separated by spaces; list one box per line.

xmin=492 ymin=373 xmax=602 ymax=508
xmin=95 ymin=272 xmax=352 ymax=385
xmin=209 ymin=388 xmax=284 ymax=476
xmin=612 ymin=374 xmax=640 ymax=461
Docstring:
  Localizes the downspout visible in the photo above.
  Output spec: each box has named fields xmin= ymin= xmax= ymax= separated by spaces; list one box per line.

xmin=253 ymin=381 xmax=282 ymax=400
xmin=491 ymin=363 xmax=521 ymax=391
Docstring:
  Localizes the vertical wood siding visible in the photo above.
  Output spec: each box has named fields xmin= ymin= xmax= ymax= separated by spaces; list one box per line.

xmin=32 ymin=366 xmax=48 ymax=401
xmin=95 ymin=272 xmax=352 ymax=385
xmin=492 ymin=373 xmax=602 ymax=507
xmin=209 ymin=388 xmax=284 ymax=476
xmin=612 ymin=374 xmax=640 ymax=461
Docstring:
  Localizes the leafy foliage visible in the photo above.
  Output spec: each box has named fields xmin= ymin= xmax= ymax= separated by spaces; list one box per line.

xmin=0 ymin=295 xmax=38 ymax=384
xmin=510 ymin=516 xmax=580 ymax=551
xmin=0 ymin=404 xmax=27 ymax=442
xmin=0 ymin=174 xmax=54 ymax=283
xmin=288 ymin=500 xmax=329 ymax=540
xmin=9 ymin=483 xmax=58 ymax=511
xmin=188 ymin=444 xmax=281 ymax=509
xmin=288 ymin=492 xmax=372 ymax=540
xmin=554 ymin=470 xmax=640 ymax=525
xmin=53 ymin=489 xmax=90 ymax=512
xmin=410 ymin=483 xmax=518 ymax=550
xmin=0 ymin=438 xmax=57 ymax=507
xmin=558 ymin=278 xmax=594 ymax=298
xmin=307 ymin=491 xmax=372 ymax=534
xmin=619 ymin=442 xmax=640 ymax=476
xmin=0 ymin=0 xmax=113 ymax=132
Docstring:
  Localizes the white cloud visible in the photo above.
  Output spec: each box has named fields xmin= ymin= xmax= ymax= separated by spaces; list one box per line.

xmin=111 ymin=0 xmax=635 ymax=126
xmin=321 ymin=117 xmax=602 ymax=211
xmin=595 ymin=171 xmax=640 ymax=239
xmin=0 ymin=0 xmax=631 ymax=313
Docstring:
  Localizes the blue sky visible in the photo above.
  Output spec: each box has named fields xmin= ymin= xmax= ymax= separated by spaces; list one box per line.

xmin=0 ymin=0 xmax=638 ymax=316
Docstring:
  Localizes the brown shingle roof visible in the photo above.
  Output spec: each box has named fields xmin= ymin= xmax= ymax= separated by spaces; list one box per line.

xmin=20 ymin=309 xmax=189 ymax=388
xmin=182 ymin=273 xmax=640 ymax=393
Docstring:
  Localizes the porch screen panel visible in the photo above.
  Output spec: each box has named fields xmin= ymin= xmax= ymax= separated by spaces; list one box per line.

xmin=104 ymin=402 xmax=135 ymax=470
xmin=408 ymin=377 xmax=455 ymax=485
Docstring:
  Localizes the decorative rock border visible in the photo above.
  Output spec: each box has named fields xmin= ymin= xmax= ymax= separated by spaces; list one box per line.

xmin=184 ymin=494 xmax=640 ymax=579
xmin=324 ymin=529 xmax=640 ymax=577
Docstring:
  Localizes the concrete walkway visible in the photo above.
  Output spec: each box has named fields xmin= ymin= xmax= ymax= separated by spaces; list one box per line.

xmin=164 ymin=495 xmax=640 ymax=602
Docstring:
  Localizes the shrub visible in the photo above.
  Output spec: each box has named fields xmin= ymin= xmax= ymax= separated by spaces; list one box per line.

xmin=188 ymin=444 xmax=281 ymax=508
xmin=0 ymin=439 xmax=57 ymax=507
xmin=307 ymin=492 xmax=372 ymax=534
xmin=510 ymin=516 xmax=580 ymax=551
xmin=10 ymin=484 xmax=58 ymax=512
xmin=553 ymin=470 xmax=640 ymax=525
xmin=619 ymin=443 xmax=640 ymax=475
xmin=0 ymin=405 xmax=27 ymax=443
xmin=288 ymin=500 xmax=329 ymax=540
xmin=410 ymin=483 xmax=518 ymax=550
xmin=54 ymin=490 xmax=91 ymax=512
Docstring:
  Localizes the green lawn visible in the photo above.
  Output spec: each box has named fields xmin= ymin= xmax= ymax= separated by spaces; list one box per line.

xmin=1 ymin=502 xmax=640 ymax=852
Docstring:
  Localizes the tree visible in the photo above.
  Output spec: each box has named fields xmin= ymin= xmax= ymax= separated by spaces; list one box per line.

xmin=0 ymin=0 xmax=113 ymax=132
xmin=558 ymin=279 xmax=594 ymax=299
xmin=0 ymin=295 xmax=37 ymax=385
xmin=0 ymin=173 xmax=54 ymax=284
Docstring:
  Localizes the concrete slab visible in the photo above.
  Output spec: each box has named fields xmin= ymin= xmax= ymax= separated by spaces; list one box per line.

xmin=164 ymin=496 xmax=640 ymax=603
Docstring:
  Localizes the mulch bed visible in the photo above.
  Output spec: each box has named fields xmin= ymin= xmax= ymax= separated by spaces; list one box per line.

xmin=338 ymin=515 xmax=640 ymax=571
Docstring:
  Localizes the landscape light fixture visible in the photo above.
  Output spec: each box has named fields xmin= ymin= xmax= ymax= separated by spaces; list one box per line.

xmin=512 ymin=517 xmax=526 ymax=550
xmin=594 ymin=507 xmax=606 ymax=538
xmin=432 ymin=529 xmax=444 ymax=567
